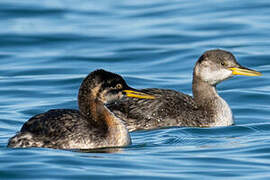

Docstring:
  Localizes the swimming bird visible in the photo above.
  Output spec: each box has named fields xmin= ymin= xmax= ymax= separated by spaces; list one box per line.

xmin=8 ymin=69 xmax=155 ymax=149
xmin=108 ymin=49 xmax=262 ymax=131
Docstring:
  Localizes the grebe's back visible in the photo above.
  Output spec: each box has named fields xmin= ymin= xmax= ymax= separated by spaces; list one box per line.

xmin=8 ymin=69 xmax=155 ymax=149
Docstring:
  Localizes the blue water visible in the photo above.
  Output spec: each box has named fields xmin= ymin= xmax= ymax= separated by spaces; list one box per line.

xmin=1 ymin=0 xmax=270 ymax=179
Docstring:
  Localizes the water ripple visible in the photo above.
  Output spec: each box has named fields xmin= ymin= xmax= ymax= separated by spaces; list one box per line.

xmin=0 ymin=0 xmax=270 ymax=179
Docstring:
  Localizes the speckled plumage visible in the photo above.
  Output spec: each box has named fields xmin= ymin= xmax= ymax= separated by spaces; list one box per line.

xmin=108 ymin=49 xmax=260 ymax=131
xmin=109 ymin=88 xmax=207 ymax=131
xmin=8 ymin=70 xmax=134 ymax=149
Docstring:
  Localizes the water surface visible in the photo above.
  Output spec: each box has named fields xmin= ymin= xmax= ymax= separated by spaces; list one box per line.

xmin=1 ymin=0 xmax=270 ymax=179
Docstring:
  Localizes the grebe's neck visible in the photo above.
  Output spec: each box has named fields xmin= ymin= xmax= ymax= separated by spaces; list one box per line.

xmin=78 ymin=84 xmax=130 ymax=146
xmin=192 ymin=76 xmax=233 ymax=126
xmin=78 ymin=82 xmax=102 ymax=118
xmin=97 ymin=102 xmax=131 ymax=146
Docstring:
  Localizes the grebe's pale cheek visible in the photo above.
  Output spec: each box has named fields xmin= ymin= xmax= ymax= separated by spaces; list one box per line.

xmin=198 ymin=64 xmax=233 ymax=85
xmin=103 ymin=91 xmax=123 ymax=104
xmin=118 ymin=91 xmax=125 ymax=99
xmin=205 ymin=68 xmax=233 ymax=85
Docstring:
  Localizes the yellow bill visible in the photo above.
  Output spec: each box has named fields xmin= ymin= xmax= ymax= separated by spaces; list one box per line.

xmin=123 ymin=90 xmax=155 ymax=99
xmin=229 ymin=67 xmax=262 ymax=76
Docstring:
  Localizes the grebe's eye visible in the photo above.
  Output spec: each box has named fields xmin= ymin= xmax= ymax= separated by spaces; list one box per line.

xmin=220 ymin=61 xmax=226 ymax=66
xmin=115 ymin=83 xmax=123 ymax=89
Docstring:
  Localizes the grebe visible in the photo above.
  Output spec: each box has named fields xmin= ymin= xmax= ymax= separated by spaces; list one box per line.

xmin=108 ymin=49 xmax=261 ymax=131
xmin=8 ymin=69 xmax=155 ymax=149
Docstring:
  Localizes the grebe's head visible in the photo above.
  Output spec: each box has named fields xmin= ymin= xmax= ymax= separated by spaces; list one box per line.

xmin=78 ymin=69 xmax=155 ymax=106
xmin=193 ymin=49 xmax=261 ymax=86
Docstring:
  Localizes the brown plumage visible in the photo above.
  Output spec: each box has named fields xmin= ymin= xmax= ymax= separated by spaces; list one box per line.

xmin=108 ymin=49 xmax=261 ymax=131
xmin=8 ymin=69 xmax=154 ymax=149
